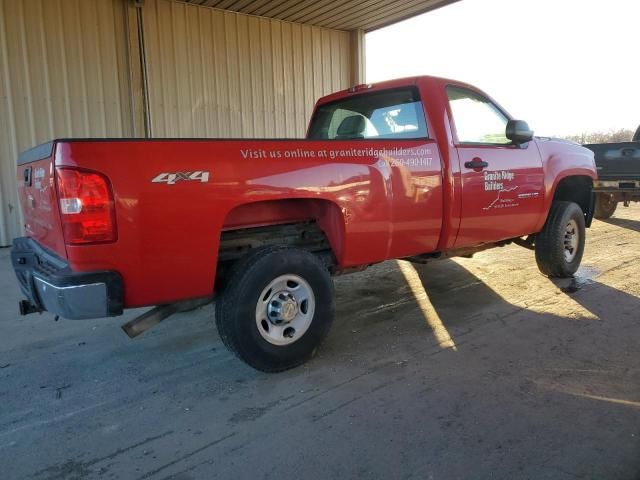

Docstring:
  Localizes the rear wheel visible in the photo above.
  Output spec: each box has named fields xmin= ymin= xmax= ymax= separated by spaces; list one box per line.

xmin=594 ymin=193 xmax=617 ymax=219
xmin=215 ymin=245 xmax=335 ymax=372
xmin=535 ymin=201 xmax=586 ymax=277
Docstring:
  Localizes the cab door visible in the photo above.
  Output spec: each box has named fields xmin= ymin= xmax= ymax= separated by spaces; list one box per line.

xmin=447 ymin=86 xmax=544 ymax=247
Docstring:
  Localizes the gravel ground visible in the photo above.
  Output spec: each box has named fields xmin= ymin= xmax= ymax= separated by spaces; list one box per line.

xmin=1 ymin=205 xmax=639 ymax=480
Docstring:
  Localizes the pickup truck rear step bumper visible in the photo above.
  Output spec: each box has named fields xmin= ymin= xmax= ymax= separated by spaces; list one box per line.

xmin=11 ymin=237 xmax=123 ymax=320
xmin=594 ymin=180 xmax=640 ymax=191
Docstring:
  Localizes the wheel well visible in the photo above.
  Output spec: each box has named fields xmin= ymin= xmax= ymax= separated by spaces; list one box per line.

xmin=552 ymin=176 xmax=594 ymax=226
xmin=215 ymin=199 xmax=345 ymax=286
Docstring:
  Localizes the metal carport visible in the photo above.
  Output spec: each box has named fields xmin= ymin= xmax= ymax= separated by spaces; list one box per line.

xmin=0 ymin=0 xmax=458 ymax=245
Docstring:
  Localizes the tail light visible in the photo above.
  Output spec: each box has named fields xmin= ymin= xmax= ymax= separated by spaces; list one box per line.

xmin=55 ymin=167 xmax=117 ymax=244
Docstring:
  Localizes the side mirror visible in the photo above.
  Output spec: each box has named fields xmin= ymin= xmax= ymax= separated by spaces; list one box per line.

xmin=506 ymin=120 xmax=534 ymax=144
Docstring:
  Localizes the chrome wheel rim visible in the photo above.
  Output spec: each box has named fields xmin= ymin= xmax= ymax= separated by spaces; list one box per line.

xmin=255 ymin=274 xmax=315 ymax=346
xmin=563 ymin=219 xmax=579 ymax=262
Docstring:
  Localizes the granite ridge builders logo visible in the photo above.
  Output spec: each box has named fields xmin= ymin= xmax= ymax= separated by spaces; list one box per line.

xmin=483 ymin=170 xmax=515 ymax=191
xmin=483 ymin=170 xmax=519 ymax=211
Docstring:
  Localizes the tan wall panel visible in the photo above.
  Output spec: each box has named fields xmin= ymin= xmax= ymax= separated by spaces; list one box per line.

xmin=0 ymin=0 xmax=133 ymax=245
xmin=0 ymin=0 xmax=359 ymax=245
xmin=143 ymin=0 xmax=352 ymax=138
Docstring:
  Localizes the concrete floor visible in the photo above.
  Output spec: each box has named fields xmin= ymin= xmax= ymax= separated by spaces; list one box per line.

xmin=1 ymin=206 xmax=640 ymax=480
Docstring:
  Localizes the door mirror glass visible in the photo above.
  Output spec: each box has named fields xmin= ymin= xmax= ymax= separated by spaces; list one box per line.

xmin=506 ymin=120 xmax=534 ymax=144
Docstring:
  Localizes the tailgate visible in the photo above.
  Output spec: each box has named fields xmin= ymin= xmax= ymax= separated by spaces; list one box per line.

xmin=586 ymin=142 xmax=640 ymax=180
xmin=17 ymin=141 xmax=67 ymax=258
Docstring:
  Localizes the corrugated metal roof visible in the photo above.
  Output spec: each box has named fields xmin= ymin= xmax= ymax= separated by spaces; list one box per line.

xmin=177 ymin=0 xmax=459 ymax=31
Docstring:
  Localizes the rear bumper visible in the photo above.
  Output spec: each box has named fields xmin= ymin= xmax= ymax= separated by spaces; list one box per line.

xmin=594 ymin=180 xmax=640 ymax=193
xmin=11 ymin=237 xmax=123 ymax=319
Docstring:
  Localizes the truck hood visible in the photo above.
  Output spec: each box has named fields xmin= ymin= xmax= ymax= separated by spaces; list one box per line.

xmin=536 ymin=136 xmax=581 ymax=147
xmin=535 ymin=136 xmax=597 ymax=173
xmin=533 ymin=137 xmax=597 ymax=182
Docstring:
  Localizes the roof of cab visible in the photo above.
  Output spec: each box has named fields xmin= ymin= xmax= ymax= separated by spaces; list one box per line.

xmin=313 ymin=74 xmax=508 ymax=118
xmin=315 ymin=75 xmax=477 ymax=105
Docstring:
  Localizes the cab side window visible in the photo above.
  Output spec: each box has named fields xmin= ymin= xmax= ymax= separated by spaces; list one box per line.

xmin=447 ymin=86 xmax=510 ymax=145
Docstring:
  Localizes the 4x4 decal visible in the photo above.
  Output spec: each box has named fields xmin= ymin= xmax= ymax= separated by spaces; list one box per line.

xmin=151 ymin=171 xmax=209 ymax=185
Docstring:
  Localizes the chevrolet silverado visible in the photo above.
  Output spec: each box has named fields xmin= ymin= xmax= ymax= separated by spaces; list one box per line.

xmin=12 ymin=76 xmax=597 ymax=371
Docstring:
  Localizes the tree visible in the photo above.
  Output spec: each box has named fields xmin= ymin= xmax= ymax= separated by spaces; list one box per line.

xmin=562 ymin=128 xmax=635 ymax=144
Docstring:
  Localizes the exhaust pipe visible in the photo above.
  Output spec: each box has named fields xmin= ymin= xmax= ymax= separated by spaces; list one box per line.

xmin=121 ymin=297 xmax=212 ymax=338
xmin=121 ymin=304 xmax=178 ymax=338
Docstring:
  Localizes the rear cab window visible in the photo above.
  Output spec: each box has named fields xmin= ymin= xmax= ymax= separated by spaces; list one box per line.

xmin=307 ymin=87 xmax=428 ymax=140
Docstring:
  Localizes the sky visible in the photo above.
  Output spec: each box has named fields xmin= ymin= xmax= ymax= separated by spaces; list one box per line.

xmin=366 ymin=0 xmax=640 ymax=137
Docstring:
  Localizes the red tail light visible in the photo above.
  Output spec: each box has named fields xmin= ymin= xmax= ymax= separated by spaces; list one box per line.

xmin=55 ymin=167 xmax=117 ymax=244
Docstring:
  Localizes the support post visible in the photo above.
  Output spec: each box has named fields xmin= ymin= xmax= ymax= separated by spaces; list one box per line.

xmin=350 ymin=29 xmax=366 ymax=85
xmin=125 ymin=0 xmax=151 ymax=137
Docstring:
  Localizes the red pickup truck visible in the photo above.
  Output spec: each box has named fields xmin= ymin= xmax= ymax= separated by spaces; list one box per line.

xmin=12 ymin=76 xmax=597 ymax=371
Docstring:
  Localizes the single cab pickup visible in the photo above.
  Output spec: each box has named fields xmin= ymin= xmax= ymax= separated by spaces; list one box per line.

xmin=12 ymin=76 xmax=597 ymax=371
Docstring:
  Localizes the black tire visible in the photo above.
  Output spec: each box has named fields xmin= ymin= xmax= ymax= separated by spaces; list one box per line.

xmin=594 ymin=193 xmax=617 ymax=219
xmin=535 ymin=201 xmax=586 ymax=278
xmin=215 ymin=245 xmax=335 ymax=372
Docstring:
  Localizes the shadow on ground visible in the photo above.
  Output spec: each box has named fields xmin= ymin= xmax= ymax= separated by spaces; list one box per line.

xmin=603 ymin=215 xmax=640 ymax=232
xmin=2 ymin=251 xmax=640 ymax=480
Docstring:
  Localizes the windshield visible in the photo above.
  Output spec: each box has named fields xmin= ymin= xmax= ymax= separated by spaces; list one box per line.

xmin=307 ymin=87 xmax=428 ymax=140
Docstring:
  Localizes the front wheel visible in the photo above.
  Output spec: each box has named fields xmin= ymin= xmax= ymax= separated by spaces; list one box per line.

xmin=215 ymin=246 xmax=335 ymax=372
xmin=535 ymin=201 xmax=586 ymax=278
xmin=594 ymin=193 xmax=617 ymax=219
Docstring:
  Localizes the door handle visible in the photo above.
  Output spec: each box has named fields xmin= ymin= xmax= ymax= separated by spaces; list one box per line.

xmin=464 ymin=158 xmax=489 ymax=170
xmin=24 ymin=167 xmax=32 ymax=186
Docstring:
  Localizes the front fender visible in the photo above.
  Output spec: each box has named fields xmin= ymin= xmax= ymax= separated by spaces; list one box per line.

xmin=534 ymin=139 xmax=597 ymax=231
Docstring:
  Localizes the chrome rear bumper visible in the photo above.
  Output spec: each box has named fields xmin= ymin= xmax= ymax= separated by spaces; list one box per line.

xmin=11 ymin=237 xmax=123 ymax=320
